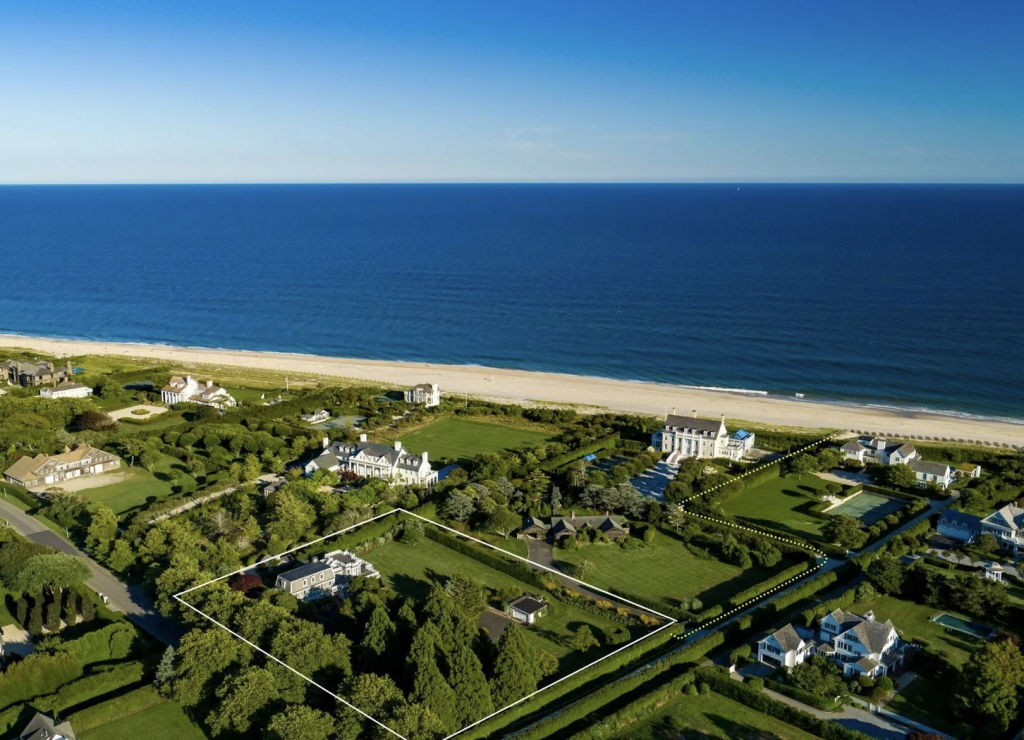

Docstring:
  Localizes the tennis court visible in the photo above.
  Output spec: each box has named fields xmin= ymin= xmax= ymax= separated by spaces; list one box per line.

xmin=826 ymin=492 xmax=905 ymax=525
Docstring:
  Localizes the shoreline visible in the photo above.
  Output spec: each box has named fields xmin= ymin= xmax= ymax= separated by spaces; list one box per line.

xmin=2 ymin=333 xmax=1022 ymax=448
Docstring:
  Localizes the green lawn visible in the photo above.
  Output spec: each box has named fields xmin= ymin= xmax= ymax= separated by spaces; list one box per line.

xmin=850 ymin=593 xmax=991 ymax=733
xmin=554 ymin=533 xmax=795 ymax=612
xmin=79 ymin=454 xmax=196 ymax=513
xmin=476 ymin=532 xmax=530 ymax=559
xmin=364 ymin=536 xmax=641 ymax=673
xmin=399 ymin=417 xmax=553 ymax=464
xmin=610 ymin=691 xmax=823 ymax=740
xmin=721 ymin=474 xmax=831 ymax=540
xmin=118 ymin=411 xmax=187 ymax=434
xmin=81 ymin=700 xmax=210 ymax=740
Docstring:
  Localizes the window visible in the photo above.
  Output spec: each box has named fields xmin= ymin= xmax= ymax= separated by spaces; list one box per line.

xmin=303 ymin=579 xmax=308 ymax=587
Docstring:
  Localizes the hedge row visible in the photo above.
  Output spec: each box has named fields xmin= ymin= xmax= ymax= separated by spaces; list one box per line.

xmin=766 ymin=676 xmax=842 ymax=711
xmin=33 ymin=661 xmax=145 ymax=713
xmin=728 ymin=562 xmax=810 ymax=608
xmin=560 ymin=671 xmax=696 ymax=740
xmin=0 ymin=704 xmax=26 ymax=736
xmin=541 ymin=433 xmax=621 ymax=472
xmin=0 ymin=482 xmax=40 ymax=510
xmin=0 ymin=653 xmax=83 ymax=711
xmin=66 ymin=685 xmax=166 ymax=734
xmin=59 ymin=622 xmax=136 ymax=666
xmin=801 ymin=586 xmax=858 ymax=627
xmin=505 ymin=632 xmax=723 ymax=740
xmin=694 ymin=667 xmax=874 ymax=740
xmin=726 ymin=517 xmax=847 ymax=559
xmin=423 ymin=526 xmax=548 ymax=590
xmin=736 ymin=462 xmax=782 ymax=492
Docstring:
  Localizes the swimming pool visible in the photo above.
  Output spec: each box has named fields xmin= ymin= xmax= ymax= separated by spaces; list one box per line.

xmin=933 ymin=613 xmax=996 ymax=640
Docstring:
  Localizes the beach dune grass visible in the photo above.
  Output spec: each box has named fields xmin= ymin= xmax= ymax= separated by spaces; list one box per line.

xmin=398 ymin=416 xmax=554 ymax=464
xmin=363 ymin=536 xmax=643 ymax=673
xmin=720 ymin=473 xmax=832 ymax=540
xmin=553 ymin=532 xmax=800 ymax=611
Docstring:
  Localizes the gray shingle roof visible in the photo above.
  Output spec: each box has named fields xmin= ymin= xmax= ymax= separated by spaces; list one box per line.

xmin=509 ymin=595 xmax=546 ymax=615
xmin=277 ymin=562 xmax=333 ymax=584
xmin=663 ymin=415 xmax=724 ymax=435
xmin=769 ymin=623 xmax=805 ymax=653
xmin=848 ymin=619 xmax=896 ymax=654
xmin=909 ymin=459 xmax=952 ymax=477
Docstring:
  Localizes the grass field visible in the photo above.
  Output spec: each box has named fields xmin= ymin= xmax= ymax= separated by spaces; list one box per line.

xmin=554 ymin=532 xmax=795 ymax=611
xmin=364 ymin=536 xmax=642 ymax=672
xmin=721 ymin=474 xmax=832 ymax=540
xmin=611 ymin=691 xmax=823 ymax=740
xmin=826 ymin=492 xmax=904 ymax=525
xmin=81 ymin=700 xmax=210 ymax=740
xmin=850 ymin=593 xmax=991 ymax=733
xmin=79 ymin=454 xmax=196 ymax=513
xmin=398 ymin=417 xmax=554 ymax=464
xmin=118 ymin=412 xmax=187 ymax=434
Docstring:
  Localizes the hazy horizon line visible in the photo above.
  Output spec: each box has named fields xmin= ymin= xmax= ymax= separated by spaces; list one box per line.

xmin=1 ymin=179 xmax=1023 ymax=187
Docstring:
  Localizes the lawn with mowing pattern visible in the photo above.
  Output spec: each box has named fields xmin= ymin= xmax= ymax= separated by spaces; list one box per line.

xmin=721 ymin=473 xmax=831 ymax=540
xmin=79 ymin=454 xmax=196 ymax=513
xmin=364 ymin=536 xmax=646 ymax=673
xmin=610 ymin=691 xmax=823 ymax=740
xmin=81 ymin=700 xmax=210 ymax=740
xmin=554 ymin=532 xmax=800 ymax=612
xmin=398 ymin=417 xmax=553 ymax=464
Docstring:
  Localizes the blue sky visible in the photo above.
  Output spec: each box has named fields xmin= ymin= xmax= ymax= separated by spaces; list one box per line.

xmin=1 ymin=1 xmax=1022 ymax=183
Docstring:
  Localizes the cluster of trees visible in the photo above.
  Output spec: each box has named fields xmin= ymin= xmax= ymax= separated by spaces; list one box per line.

xmin=785 ymin=448 xmax=845 ymax=477
xmin=865 ymin=556 xmax=1009 ymax=621
xmin=167 ymin=564 xmax=556 ymax=740
xmin=952 ymin=637 xmax=1024 ymax=737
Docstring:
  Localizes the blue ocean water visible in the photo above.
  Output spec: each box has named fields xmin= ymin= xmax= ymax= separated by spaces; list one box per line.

xmin=0 ymin=184 xmax=1021 ymax=421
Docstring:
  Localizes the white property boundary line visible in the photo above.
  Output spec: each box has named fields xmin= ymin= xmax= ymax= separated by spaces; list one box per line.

xmin=174 ymin=507 xmax=677 ymax=740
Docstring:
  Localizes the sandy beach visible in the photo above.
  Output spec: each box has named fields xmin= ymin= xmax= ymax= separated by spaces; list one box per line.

xmin=2 ymin=334 xmax=1022 ymax=448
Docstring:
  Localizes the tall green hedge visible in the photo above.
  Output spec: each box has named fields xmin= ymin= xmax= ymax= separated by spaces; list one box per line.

xmin=561 ymin=671 xmax=696 ymax=740
xmin=32 ymin=661 xmax=145 ymax=713
xmin=423 ymin=525 xmax=549 ymax=590
xmin=59 ymin=622 xmax=136 ymax=666
xmin=0 ymin=482 xmax=40 ymax=509
xmin=542 ymin=433 xmax=621 ymax=472
xmin=727 ymin=562 xmax=810 ymax=608
xmin=0 ymin=653 xmax=83 ymax=711
xmin=66 ymin=685 xmax=166 ymax=734
xmin=0 ymin=704 xmax=27 ymax=736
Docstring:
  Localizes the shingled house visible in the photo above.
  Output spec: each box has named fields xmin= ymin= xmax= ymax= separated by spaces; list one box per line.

xmin=274 ymin=550 xmax=379 ymax=601
xmin=4 ymin=445 xmax=121 ymax=489
xmin=304 ymin=434 xmax=437 ymax=486
xmin=1 ymin=359 xmax=70 ymax=387
xmin=519 ymin=512 xmax=629 ymax=541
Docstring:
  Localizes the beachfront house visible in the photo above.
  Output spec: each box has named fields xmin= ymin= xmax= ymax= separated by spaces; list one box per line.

xmin=519 ymin=512 xmax=629 ymax=541
xmin=908 ymin=459 xmax=955 ymax=490
xmin=274 ymin=550 xmax=379 ymax=601
xmin=507 ymin=595 xmax=547 ymax=624
xmin=757 ymin=624 xmax=816 ymax=669
xmin=301 ymin=410 xmax=331 ymax=424
xmin=39 ymin=380 xmax=93 ymax=399
xmin=651 ymin=411 xmax=755 ymax=462
xmin=305 ymin=434 xmax=438 ymax=486
xmin=160 ymin=376 xmax=237 ymax=408
xmin=936 ymin=510 xmax=983 ymax=544
xmin=980 ymin=504 xmax=1024 ymax=554
xmin=1 ymin=359 xmax=70 ymax=388
xmin=956 ymin=463 xmax=983 ymax=481
xmin=4 ymin=445 xmax=121 ymax=489
xmin=759 ymin=610 xmax=905 ymax=679
xmin=404 ymin=383 xmax=441 ymax=408
xmin=840 ymin=437 xmax=919 ymax=466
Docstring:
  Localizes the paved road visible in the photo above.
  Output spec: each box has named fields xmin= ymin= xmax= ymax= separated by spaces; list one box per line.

xmin=0 ymin=498 xmax=184 ymax=646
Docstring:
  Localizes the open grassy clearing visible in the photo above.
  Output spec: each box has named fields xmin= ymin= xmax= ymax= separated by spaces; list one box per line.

xmin=118 ymin=411 xmax=187 ymax=434
xmin=364 ymin=537 xmax=643 ymax=673
xmin=721 ymin=474 xmax=831 ymax=540
xmin=80 ymin=700 xmax=210 ymax=740
xmin=850 ymin=593 xmax=991 ymax=733
xmin=398 ymin=417 xmax=554 ymax=464
xmin=78 ymin=454 xmax=196 ymax=513
xmin=610 ymin=691 xmax=823 ymax=740
xmin=554 ymin=533 xmax=796 ymax=611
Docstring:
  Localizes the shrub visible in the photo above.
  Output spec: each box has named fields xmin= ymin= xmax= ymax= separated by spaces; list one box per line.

xmin=698 ymin=682 xmax=711 ymax=695
xmin=33 ymin=661 xmax=145 ymax=713
xmin=603 ymin=625 xmax=631 ymax=646
xmin=15 ymin=597 xmax=28 ymax=625
xmin=730 ymin=644 xmax=752 ymax=665
xmin=44 ymin=602 xmax=60 ymax=632
xmin=642 ymin=527 xmax=656 ymax=544
xmin=686 ymin=683 xmax=699 ymax=696
xmin=63 ymin=591 xmax=78 ymax=626
xmin=60 ymin=623 xmax=136 ymax=665
xmin=745 ymin=676 xmax=765 ymax=692
xmin=28 ymin=605 xmax=43 ymax=636
xmin=0 ymin=653 xmax=83 ymax=711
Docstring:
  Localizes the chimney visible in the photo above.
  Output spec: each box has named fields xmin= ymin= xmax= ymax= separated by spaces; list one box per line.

xmin=322 ymin=436 xmax=329 ymax=450
xmin=692 ymin=409 xmax=698 ymax=418
xmin=359 ymin=433 xmax=368 ymax=442
xmin=421 ymin=451 xmax=428 ymax=465
xmin=671 ymin=407 xmax=676 ymax=416
xmin=570 ymin=510 xmax=576 ymax=522
xmin=66 ymin=361 xmax=72 ymax=375
xmin=394 ymin=441 xmax=403 ymax=451
xmin=721 ymin=414 xmax=726 ymax=424
xmin=47 ymin=361 xmax=54 ymax=372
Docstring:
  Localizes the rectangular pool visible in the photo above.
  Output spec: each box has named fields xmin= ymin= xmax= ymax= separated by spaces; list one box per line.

xmin=933 ymin=613 xmax=996 ymax=640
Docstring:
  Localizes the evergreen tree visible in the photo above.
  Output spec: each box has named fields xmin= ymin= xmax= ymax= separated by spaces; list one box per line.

xmin=404 ymin=621 xmax=442 ymax=691
xmin=359 ymin=604 xmax=396 ymax=672
xmin=81 ymin=593 xmax=96 ymax=621
xmin=28 ymin=603 xmax=43 ymax=636
xmin=410 ymin=646 xmax=459 ymax=734
xmin=155 ymin=647 xmax=176 ymax=692
xmin=448 ymin=642 xmax=494 ymax=726
xmin=15 ymin=597 xmax=28 ymax=625
xmin=953 ymin=638 xmax=1024 ymax=734
xmin=490 ymin=624 xmax=539 ymax=706
xmin=63 ymin=589 xmax=78 ymax=626
xmin=569 ymin=625 xmax=599 ymax=653
xmin=45 ymin=601 xmax=60 ymax=631
xmin=265 ymin=704 xmax=336 ymax=740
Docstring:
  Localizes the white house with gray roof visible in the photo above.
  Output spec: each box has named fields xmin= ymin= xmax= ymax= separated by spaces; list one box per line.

xmin=274 ymin=550 xmax=379 ymax=601
xmin=908 ymin=459 xmax=955 ymax=489
xmin=652 ymin=411 xmax=754 ymax=462
xmin=840 ymin=437 xmax=919 ymax=466
xmin=981 ymin=504 xmax=1024 ymax=554
xmin=757 ymin=624 xmax=816 ymax=669
xmin=404 ymin=383 xmax=440 ymax=408
xmin=305 ymin=434 xmax=438 ymax=486
xmin=39 ymin=380 xmax=93 ymax=399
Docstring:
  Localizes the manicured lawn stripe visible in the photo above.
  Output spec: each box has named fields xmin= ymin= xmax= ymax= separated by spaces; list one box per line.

xmin=720 ymin=474 xmax=831 ymax=540
xmin=80 ymin=699 xmax=210 ymax=740
xmin=399 ymin=418 xmax=553 ymax=464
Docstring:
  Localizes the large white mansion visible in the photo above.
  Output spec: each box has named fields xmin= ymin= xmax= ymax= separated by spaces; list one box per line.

xmin=652 ymin=412 xmax=755 ymax=462
xmin=161 ymin=376 xmax=237 ymax=408
xmin=404 ymin=383 xmax=441 ymax=407
xmin=40 ymin=380 xmax=93 ymax=399
xmin=840 ymin=437 xmax=958 ymax=489
xmin=305 ymin=434 xmax=438 ymax=486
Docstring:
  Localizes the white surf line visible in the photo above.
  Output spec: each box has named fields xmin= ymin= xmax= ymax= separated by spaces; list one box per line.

xmin=674 ymin=431 xmax=841 ymax=639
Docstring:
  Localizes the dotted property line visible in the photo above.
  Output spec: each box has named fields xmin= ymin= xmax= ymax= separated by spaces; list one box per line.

xmin=674 ymin=431 xmax=841 ymax=639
